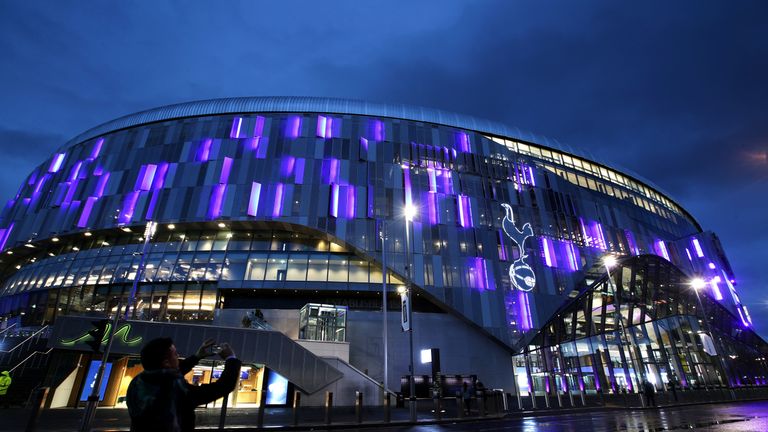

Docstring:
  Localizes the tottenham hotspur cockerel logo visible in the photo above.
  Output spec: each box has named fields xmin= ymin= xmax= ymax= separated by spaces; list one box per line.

xmin=501 ymin=203 xmax=536 ymax=292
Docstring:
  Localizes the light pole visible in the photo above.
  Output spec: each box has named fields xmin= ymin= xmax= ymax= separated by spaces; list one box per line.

xmin=380 ymin=220 xmax=389 ymax=396
xmin=124 ymin=221 xmax=157 ymax=320
xmin=404 ymin=204 xmax=417 ymax=422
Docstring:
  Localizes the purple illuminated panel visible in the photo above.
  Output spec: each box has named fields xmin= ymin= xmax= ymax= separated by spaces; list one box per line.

xmin=253 ymin=116 xmax=265 ymax=137
xmin=685 ymin=248 xmax=693 ymax=261
xmin=359 ymin=137 xmax=368 ymax=158
xmin=580 ymin=218 xmax=606 ymax=250
xmin=457 ymin=195 xmax=473 ymax=227
xmin=230 ymin=117 xmax=243 ymax=138
xmin=346 ymin=185 xmax=356 ymax=218
xmin=295 ymin=159 xmax=305 ymax=184
xmin=655 ymin=240 xmax=670 ymax=261
xmin=62 ymin=180 xmax=80 ymax=206
xmin=316 ymin=116 xmax=328 ymax=138
xmin=145 ymin=190 xmax=160 ymax=220
xmin=518 ymin=291 xmax=533 ymax=331
xmin=49 ymin=153 xmax=66 ymax=173
xmin=329 ymin=183 xmax=340 ymax=218
xmin=220 ymin=157 xmax=233 ymax=184
xmin=426 ymin=192 xmax=439 ymax=225
xmin=119 ymin=191 xmax=140 ymax=224
xmin=248 ymin=182 xmax=262 ymax=217
xmin=692 ymin=238 xmax=704 ymax=258
xmin=273 ymin=183 xmax=284 ymax=217
xmin=498 ymin=230 xmax=508 ymax=261
xmin=455 ymin=132 xmax=470 ymax=152
xmin=280 ymin=156 xmax=295 ymax=178
xmin=93 ymin=165 xmax=104 ymax=176
xmin=527 ymin=166 xmax=536 ymax=186
xmin=285 ymin=116 xmax=302 ymax=138
xmin=565 ymin=241 xmax=579 ymax=271
xmin=541 ymin=238 xmax=554 ymax=267
xmin=136 ymin=164 xmax=157 ymax=191
xmin=95 ymin=173 xmax=110 ymax=197
xmin=77 ymin=197 xmax=98 ymax=228
xmin=196 ymin=139 xmax=212 ymax=162
xmin=469 ymin=258 xmax=487 ymax=290
xmin=369 ymin=119 xmax=385 ymax=141
xmin=69 ymin=161 xmax=83 ymax=182
xmin=0 ymin=223 xmax=13 ymax=251
xmin=152 ymin=163 xmax=169 ymax=190
xmin=367 ymin=186 xmax=375 ymax=218
xmin=625 ymin=230 xmax=639 ymax=255
xmin=403 ymin=167 xmax=413 ymax=210
xmin=207 ymin=184 xmax=227 ymax=220
xmin=709 ymin=278 xmax=724 ymax=301
xmin=90 ymin=138 xmax=104 ymax=160
xmin=323 ymin=158 xmax=339 ymax=184
xmin=427 ymin=168 xmax=437 ymax=192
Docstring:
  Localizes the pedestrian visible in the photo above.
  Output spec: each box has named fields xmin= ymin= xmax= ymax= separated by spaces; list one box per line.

xmin=642 ymin=379 xmax=656 ymax=407
xmin=0 ymin=371 xmax=11 ymax=408
xmin=668 ymin=374 xmax=679 ymax=402
xmin=127 ymin=337 xmax=241 ymax=432
xmin=462 ymin=382 xmax=472 ymax=415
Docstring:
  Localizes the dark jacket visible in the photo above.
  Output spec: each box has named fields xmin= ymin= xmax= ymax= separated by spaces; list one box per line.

xmin=127 ymin=355 xmax=242 ymax=432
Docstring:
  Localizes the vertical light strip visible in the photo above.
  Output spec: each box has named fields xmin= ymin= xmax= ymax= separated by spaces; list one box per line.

xmin=153 ymin=163 xmax=169 ymax=190
xmin=90 ymin=138 xmax=104 ymax=160
xmin=427 ymin=168 xmax=437 ymax=192
xmin=220 ymin=157 xmax=233 ymax=183
xmin=518 ymin=291 xmax=533 ymax=331
xmin=230 ymin=117 xmax=243 ymax=138
xmin=248 ymin=182 xmax=262 ymax=216
xmin=207 ymin=184 xmax=227 ymax=220
xmin=49 ymin=153 xmax=66 ymax=173
xmin=273 ymin=183 xmax=284 ymax=217
xmin=294 ymin=158 xmax=305 ymax=184
xmin=542 ymin=238 xmax=553 ymax=267
xmin=253 ymin=116 xmax=265 ymax=137
xmin=527 ymin=165 xmax=536 ymax=186
xmin=692 ymin=238 xmax=704 ymax=257
xmin=403 ymin=166 xmax=412 ymax=210
xmin=329 ymin=183 xmax=340 ymax=218
xmin=346 ymin=185 xmax=356 ymax=218
xmin=138 ymin=164 xmax=157 ymax=191
xmin=77 ymin=197 xmax=98 ymax=228
xmin=457 ymin=195 xmax=466 ymax=227
xmin=286 ymin=116 xmax=301 ymax=138
xmin=566 ymin=241 xmax=579 ymax=271
xmin=709 ymin=277 xmax=724 ymax=301
xmin=594 ymin=221 xmax=607 ymax=250
xmin=0 ymin=223 xmax=13 ymax=251
xmin=367 ymin=186 xmax=375 ymax=218
xmin=196 ymin=139 xmax=212 ymax=162
xmin=656 ymin=240 xmax=670 ymax=260
xmin=685 ymin=248 xmax=693 ymax=261
xmin=69 ymin=161 xmax=83 ymax=182
xmin=95 ymin=173 xmax=110 ymax=197
xmin=119 ymin=191 xmax=140 ymax=224
xmin=316 ymin=116 xmax=327 ymax=138
xmin=427 ymin=192 xmax=438 ymax=225
xmin=498 ymin=230 xmax=508 ymax=261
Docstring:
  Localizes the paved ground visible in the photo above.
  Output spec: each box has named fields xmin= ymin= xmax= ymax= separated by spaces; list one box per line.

xmin=3 ymin=400 xmax=768 ymax=431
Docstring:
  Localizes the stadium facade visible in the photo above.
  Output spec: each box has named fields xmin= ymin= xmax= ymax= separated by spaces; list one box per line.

xmin=0 ymin=96 xmax=766 ymax=407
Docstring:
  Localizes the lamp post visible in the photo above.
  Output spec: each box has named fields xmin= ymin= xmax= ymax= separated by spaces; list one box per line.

xmin=124 ymin=221 xmax=157 ymax=320
xmin=404 ymin=204 xmax=417 ymax=422
xmin=690 ymin=277 xmax=733 ymax=394
xmin=380 ymin=220 xmax=389 ymax=396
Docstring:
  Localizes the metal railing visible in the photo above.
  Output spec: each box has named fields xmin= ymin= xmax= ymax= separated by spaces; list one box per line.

xmin=0 ymin=325 xmax=50 ymax=366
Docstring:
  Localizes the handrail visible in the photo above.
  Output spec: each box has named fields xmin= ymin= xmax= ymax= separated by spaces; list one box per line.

xmin=0 ymin=322 xmax=18 ymax=337
xmin=9 ymin=348 xmax=53 ymax=373
xmin=0 ymin=325 xmax=49 ymax=354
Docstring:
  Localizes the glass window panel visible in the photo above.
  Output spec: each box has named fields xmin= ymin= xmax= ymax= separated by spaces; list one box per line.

xmin=348 ymin=259 xmax=369 ymax=283
xmin=286 ymin=256 xmax=308 ymax=281
xmin=327 ymin=256 xmax=348 ymax=282
xmin=265 ymin=254 xmax=288 ymax=281
xmin=246 ymin=255 xmax=268 ymax=280
xmin=222 ymin=253 xmax=247 ymax=281
xmin=307 ymin=255 xmax=329 ymax=281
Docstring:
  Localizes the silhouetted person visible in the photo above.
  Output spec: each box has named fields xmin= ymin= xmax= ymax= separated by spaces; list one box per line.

xmin=462 ymin=382 xmax=472 ymax=415
xmin=127 ymin=337 xmax=241 ymax=432
xmin=642 ymin=379 xmax=656 ymax=407
xmin=668 ymin=374 xmax=679 ymax=402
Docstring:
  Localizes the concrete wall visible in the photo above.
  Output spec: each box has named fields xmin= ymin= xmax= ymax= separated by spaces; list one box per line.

xmin=301 ymin=357 xmax=384 ymax=407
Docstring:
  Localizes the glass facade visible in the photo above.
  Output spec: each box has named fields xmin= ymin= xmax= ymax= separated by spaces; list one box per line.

xmin=0 ymin=96 xmax=764 ymax=383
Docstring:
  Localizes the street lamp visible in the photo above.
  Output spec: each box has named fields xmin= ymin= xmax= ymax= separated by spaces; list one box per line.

xmin=403 ymin=203 xmax=417 ymax=422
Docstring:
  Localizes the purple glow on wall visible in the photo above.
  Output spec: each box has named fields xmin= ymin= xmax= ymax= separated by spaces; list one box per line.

xmin=685 ymin=248 xmax=693 ymax=261
xmin=743 ymin=306 xmax=753 ymax=326
xmin=253 ymin=116 xmax=265 ymax=137
xmin=708 ymin=262 xmax=716 ymax=270
xmin=316 ymin=116 xmax=327 ymax=138
xmin=77 ymin=197 xmax=97 ymax=228
xmin=655 ymin=240 xmax=670 ymax=261
xmin=21 ymin=198 xmax=29 ymax=205
xmin=32 ymin=173 xmax=49 ymax=198
xmin=220 ymin=157 xmax=233 ymax=184
xmin=196 ymin=139 xmax=212 ymax=162
xmin=153 ymin=163 xmax=169 ymax=190
xmin=247 ymin=182 xmax=262 ymax=216
xmin=137 ymin=164 xmax=158 ymax=191
xmin=457 ymin=195 xmax=473 ymax=227
xmin=427 ymin=168 xmax=437 ymax=192
xmin=369 ymin=119 xmax=385 ymax=141
xmin=455 ymin=132 xmax=470 ymax=152
xmin=119 ymin=191 xmax=140 ymax=224
xmin=69 ymin=161 xmax=83 ymax=182
xmin=49 ymin=153 xmax=65 ymax=173
xmin=62 ymin=180 xmax=79 ymax=206
xmin=527 ymin=166 xmax=536 ymax=186
xmin=692 ymin=238 xmax=704 ymax=257
xmin=146 ymin=190 xmax=160 ymax=220
xmin=95 ymin=173 xmax=110 ymax=197
xmin=541 ymin=238 xmax=554 ymax=267
xmin=624 ymin=230 xmax=639 ymax=255
xmin=565 ymin=242 xmax=579 ymax=271
xmin=470 ymin=258 xmax=487 ymax=290
xmin=738 ymin=308 xmax=750 ymax=327
xmin=367 ymin=186 xmax=375 ymax=218
xmin=518 ymin=291 xmax=533 ymax=330
xmin=709 ymin=279 xmax=724 ymax=301
xmin=285 ymin=116 xmax=301 ymax=138
xmin=0 ymin=223 xmax=13 ymax=251
xmin=230 ymin=117 xmax=243 ymax=138
xmin=330 ymin=183 xmax=340 ymax=217
xmin=280 ymin=156 xmax=295 ymax=178
xmin=93 ymin=165 xmax=104 ymax=176
xmin=427 ymin=192 xmax=439 ymax=225
xmin=322 ymin=158 xmax=339 ymax=184
xmin=245 ymin=137 xmax=260 ymax=152
xmin=207 ymin=184 xmax=227 ymax=220
xmin=90 ymin=138 xmax=104 ymax=160
xmin=498 ymin=230 xmax=508 ymax=261
xmin=273 ymin=183 xmax=284 ymax=217
xmin=295 ymin=158 xmax=305 ymax=184
xmin=359 ymin=137 xmax=368 ymax=156
xmin=403 ymin=167 xmax=413 ymax=210
xmin=345 ymin=185 xmax=356 ymax=218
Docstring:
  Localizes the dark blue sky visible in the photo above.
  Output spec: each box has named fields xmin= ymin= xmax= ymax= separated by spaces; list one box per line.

xmin=1 ymin=1 xmax=766 ymax=336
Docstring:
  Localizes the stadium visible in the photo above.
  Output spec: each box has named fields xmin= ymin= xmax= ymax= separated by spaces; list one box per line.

xmin=0 ymin=97 xmax=765 ymax=408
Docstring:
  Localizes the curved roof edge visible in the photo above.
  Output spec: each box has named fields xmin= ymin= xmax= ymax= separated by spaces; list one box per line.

xmin=59 ymin=96 xmax=698 ymax=229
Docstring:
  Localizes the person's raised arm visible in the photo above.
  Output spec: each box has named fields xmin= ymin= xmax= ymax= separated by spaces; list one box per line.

xmin=180 ymin=338 xmax=216 ymax=374
xmin=189 ymin=343 xmax=241 ymax=406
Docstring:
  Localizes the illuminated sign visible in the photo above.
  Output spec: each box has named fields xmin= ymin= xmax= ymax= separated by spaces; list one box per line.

xmin=502 ymin=203 xmax=536 ymax=292
xmin=79 ymin=361 xmax=112 ymax=401
xmin=61 ymin=323 xmax=143 ymax=347
xmin=266 ymin=370 xmax=289 ymax=405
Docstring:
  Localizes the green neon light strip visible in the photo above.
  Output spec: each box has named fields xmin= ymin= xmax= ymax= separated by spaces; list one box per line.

xmin=60 ymin=323 xmax=143 ymax=347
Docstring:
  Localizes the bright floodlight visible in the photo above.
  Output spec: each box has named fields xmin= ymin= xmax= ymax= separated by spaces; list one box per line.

xmin=420 ymin=349 xmax=432 ymax=364
xmin=603 ymin=256 xmax=617 ymax=268
xmin=396 ymin=285 xmax=407 ymax=295
xmin=404 ymin=204 xmax=417 ymax=221
xmin=690 ymin=278 xmax=707 ymax=290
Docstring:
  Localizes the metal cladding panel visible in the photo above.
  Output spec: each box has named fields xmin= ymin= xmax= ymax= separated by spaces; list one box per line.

xmin=49 ymin=316 xmax=343 ymax=394
xmin=53 ymin=96 xmax=666 ymax=194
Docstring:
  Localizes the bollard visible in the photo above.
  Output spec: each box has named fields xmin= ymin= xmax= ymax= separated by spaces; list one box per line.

xmin=25 ymin=387 xmax=49 ymax=432
xmin=292 ymin=391 xmax=301 ymax=426
xmin=325 ymin=391 xmax=333 ymax=425
xmin=355 ymin=391 xmax=363 ymax=424
xmin=257 ymin=389 xmax=266 ymax=428
xmin=433 ymin=396 xmax=442 ymax=420
xmin=457 ymin=395 xmax=464 ymax=418
xmin=218 ymin=392 xmax=229 ymax=430
xmin=384 ymin=392 xmax=391 ymax=424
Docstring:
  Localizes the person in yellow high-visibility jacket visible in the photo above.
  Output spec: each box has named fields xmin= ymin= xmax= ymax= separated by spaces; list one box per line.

xmin=0 ymin=371 xmax=11 ymax=408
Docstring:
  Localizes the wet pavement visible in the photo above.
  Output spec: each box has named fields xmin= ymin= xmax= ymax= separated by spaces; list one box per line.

xmin=3 ymin=399 xmax=767 ymax=431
